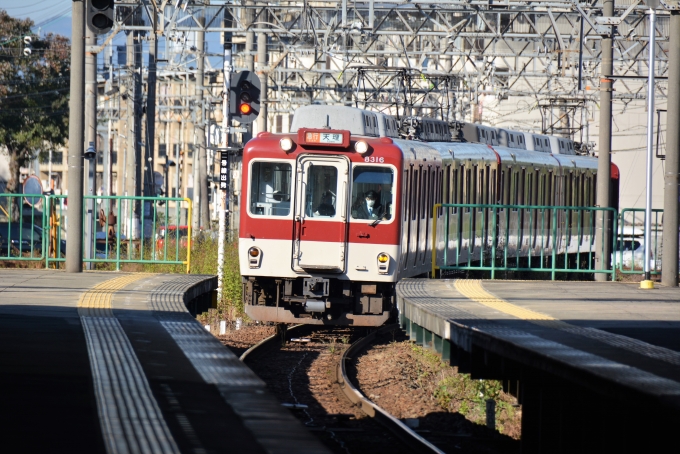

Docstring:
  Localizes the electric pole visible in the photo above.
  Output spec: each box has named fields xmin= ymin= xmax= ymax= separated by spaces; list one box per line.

xmin=663 ymin=10 xmax=680 ymax=287
xmin=145 ymin=19 xmax=158 ymax=235
xmin=84 ymin=31 xmax=97 ymax=269
xmin=196 ymin=21 xmax=210 ymax=230
xmin=595 ymin=0 xmax=615 ymax=281
xmin=66 ymin=0 xmax=85 ymax=273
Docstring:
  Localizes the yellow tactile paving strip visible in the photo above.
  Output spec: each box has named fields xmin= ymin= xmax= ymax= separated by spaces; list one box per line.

xmin=452 ymin=279 xmax=680 ymax=367
xmin=78 ymin=273 xmax=154 ymax=317
xmin=454 ymin=279 xmax=557 ymax=321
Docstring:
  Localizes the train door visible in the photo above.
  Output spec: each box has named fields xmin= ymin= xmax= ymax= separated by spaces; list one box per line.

xmin=292 ymin=155 xmax=349 ymax=272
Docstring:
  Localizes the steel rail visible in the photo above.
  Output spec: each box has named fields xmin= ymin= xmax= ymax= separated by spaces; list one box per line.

xmin=336 ymin=324 xmax=444 ymax=454
xmin=239 ymin=324 xmax=306 ymax=362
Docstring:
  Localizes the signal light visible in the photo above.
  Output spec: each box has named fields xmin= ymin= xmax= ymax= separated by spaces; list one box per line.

xmin=229 ymin=71 xmax=261 ymax=124
xmin=239 ymin=103 xmax=252 ymax=115
xmin=87 ymin=0 xmax=114 ymax=35
xmin=22 ymin=36 xmax=32 ymax=56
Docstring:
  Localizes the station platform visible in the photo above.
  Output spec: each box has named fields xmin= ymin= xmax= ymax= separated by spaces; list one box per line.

xmin=397 ymin=278 xmax=680 ymax=453
xmin=0 ymin=269 xmax=327 ymax=454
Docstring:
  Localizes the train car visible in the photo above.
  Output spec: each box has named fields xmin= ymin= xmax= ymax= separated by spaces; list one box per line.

xmin=375 ymin=112 xmax=400 ymax=139
xmin=239 ymin=105 xmax=619 ymax=326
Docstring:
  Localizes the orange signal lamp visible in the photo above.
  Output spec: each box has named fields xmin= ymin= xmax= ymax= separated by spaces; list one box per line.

xmin=239 ymin=103 xmax=252 ymax=115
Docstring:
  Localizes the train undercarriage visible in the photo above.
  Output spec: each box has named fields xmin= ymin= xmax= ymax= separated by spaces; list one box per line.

xmin=242 ymin=276 xmax=395 ymax=326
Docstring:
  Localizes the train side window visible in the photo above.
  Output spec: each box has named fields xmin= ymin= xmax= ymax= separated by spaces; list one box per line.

xmin=465 ymin=167 xmax=472 ymax=208
xmin=428 ymin=169 xmax=435 ymax=219
xmin=403 ymin=169 xmax=410 ymax=222
xmin=451 ymin=163 xmax=460 ymax=207
xmin=438 ymin=168 xmax=444 ymax=216
xmin=412 ymin=170 xmax=419 ymax=221
xmin=445 ymin=165 xmax=451 ymax=205
xmin=249 ymin=161 xmax=293 ymax=217
xmin=421 ymin=169 xmax=428 ymax=219
xmin=565 ymin=172 xmax=573 ymax=207
xmin=519 ymin=168 xmax=526 ymax=205
xmin=546 ymin=172 xmax=553 ymax=206
xmin=479 ymin=166 xmax=486 ymax=205
xmin=526 ymin=171 xmax=533 ymax=205
xmin=532 ymin=170 xmax=539 ymax=205
xmin=472 ymin=166 xmax=479 ymax=205
xmin=582 ymin=175 xmax=588 ymax=207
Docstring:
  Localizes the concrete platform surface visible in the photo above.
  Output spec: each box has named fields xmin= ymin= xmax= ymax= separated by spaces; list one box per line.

xmin=398 ymin=279 xmax=680 ymax=408
xmin=397 ymin=279 xmax=680 ymax=452
xmin=0 ymin=270 xmax=327 ymax=454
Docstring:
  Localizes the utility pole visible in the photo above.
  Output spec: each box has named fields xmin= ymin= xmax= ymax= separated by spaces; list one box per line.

xmin=84 ymin=31 xmax=97 ymax=270
xmin=243 ymin=4 xmax=254 ymax=143
xmin=256 ymin=21 xmax=268 ymax=134
xmin=145 ymin=19 xmax=158 ymax=235
xmin=66 ymin=0 xmax=85 ymax=273
xmin=663 ymin=9 xmax=680 ymax=287
xmin=217 ymin=8 xmax=233 ymax=301
xmin=125 ymin=29 xmax=142 ymax=239
xmin=196 ymin=21 xmax=210 ymax=230
xmin=594 ymin=0 xmax=615 ymax=281
xmin=103 ymin=43 xmax=113 ymax=198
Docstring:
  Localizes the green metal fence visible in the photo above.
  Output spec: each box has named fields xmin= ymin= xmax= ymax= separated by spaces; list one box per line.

xmin=0 ymin=194 xmax=191 ymax=272
xmin=616 ymin=208 xmax=663 ymax=275
xmin=0 ymin=194 xmax=47 ymax=262
xmin=432 ymin=203 xmax=618 ymax=280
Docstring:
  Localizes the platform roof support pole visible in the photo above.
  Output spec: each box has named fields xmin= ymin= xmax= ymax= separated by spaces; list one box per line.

xmin=595 ymin=0 xmax=615 ymax=281
xmin=66 ymin=0 xmax=85 ymax=273
xmin=663 ymin=10 xmax=680 ymax=287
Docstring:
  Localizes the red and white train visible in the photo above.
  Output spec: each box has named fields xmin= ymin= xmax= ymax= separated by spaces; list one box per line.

xmin=239 ymin=105 xmax=619 ymax=326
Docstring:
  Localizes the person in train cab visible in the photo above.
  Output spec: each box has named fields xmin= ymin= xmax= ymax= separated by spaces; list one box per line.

xmin=353 ymin=190 xmax=384 ymax=219
xmin=314 ymin=190 xmax=336 ymax=216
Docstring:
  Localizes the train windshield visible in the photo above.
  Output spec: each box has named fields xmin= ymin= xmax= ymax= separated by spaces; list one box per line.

xmin=249 ymin=161 xmax=292 ymax=216
xmin=350 ymin=166 xmax=394 ymax=221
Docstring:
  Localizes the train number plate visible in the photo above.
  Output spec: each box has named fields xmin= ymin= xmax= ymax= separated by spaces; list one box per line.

xmin=305 ymin=132 xmax=343 ymax=144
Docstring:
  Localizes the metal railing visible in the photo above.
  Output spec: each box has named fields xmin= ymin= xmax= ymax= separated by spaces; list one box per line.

xmin=616 ymin=208 xmax=663 ymax=275
xmin=0 ymin=194 xmax=192 ymax=272
xmin=0 ymin=194 xmax=47 ymax=261
xmin=432 ymin=203 xmax=618 ymax=280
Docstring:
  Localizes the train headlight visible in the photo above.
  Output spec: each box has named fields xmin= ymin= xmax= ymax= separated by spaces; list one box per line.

xmin=377 ymin=253 xmax=390 ymax=274
xmin=280 ymin=137 xmax=293 ymax=152
xmin=248 ymin=247 xmax=262 ymax=268
xmin=354 ymin=140 xmax=369 ymax=154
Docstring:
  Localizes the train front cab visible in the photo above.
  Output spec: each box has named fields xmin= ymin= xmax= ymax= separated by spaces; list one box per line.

xmin=240 ymin=131 xmax=402 ymax=326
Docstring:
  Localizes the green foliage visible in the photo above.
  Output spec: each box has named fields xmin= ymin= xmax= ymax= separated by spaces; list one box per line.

xmin=138 ymin=236 xmax=243 ymax=318
xmin=0 ymin=10 xmax=70 ymax=195
xmin=408 ymin=343 xmax=516 ymax=430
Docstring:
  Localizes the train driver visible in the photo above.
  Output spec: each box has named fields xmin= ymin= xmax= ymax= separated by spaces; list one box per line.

xmin=352 ymin=190 xmax=384 ymax=219
xmin=314 ymin=190 xmax=336 ymax=216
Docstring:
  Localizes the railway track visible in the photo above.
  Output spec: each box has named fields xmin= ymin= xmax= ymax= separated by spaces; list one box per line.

xmin=241 ymin=324 xmax=444 ymax=454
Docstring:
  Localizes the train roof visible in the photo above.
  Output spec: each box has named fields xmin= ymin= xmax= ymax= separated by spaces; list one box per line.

xmin=426 ymin=142 xmax=498 ymax=164
xmin=290 ymin=105 xmax=380 ymax=137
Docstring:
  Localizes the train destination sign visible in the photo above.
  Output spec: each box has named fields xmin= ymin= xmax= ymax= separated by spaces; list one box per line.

xmin=297 ymin=128 xmax=350 ymax=148
xmin=306 ymin=132 xmax=342 ymax=144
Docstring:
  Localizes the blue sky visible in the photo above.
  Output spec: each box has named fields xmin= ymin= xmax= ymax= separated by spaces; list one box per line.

xmin=0 ymin=0 xmax=73 ymax=37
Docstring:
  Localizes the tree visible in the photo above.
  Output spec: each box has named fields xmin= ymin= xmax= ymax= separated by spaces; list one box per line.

xmin=0 ymin=10 xmax=70 ymax=218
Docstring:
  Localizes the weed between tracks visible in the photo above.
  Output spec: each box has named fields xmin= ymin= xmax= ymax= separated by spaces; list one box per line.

xmin=352 ymin=334 xmax=522 ymax=446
